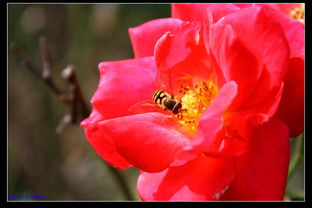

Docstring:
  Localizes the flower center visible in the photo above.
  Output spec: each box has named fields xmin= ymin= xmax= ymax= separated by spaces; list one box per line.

xmin=289 ymin=3 xmax=304 ymax=24
xmin=175 ymin=80 xmax=218 ymax=136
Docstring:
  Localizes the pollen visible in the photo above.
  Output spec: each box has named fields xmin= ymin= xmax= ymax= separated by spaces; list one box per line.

xmin=174 ymin=80 xmax=218 ymax=136
xmin=289 ymin=3 xmax=304 ymax=24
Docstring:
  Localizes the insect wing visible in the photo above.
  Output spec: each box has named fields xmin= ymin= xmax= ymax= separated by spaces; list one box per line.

xmin=156 ymin=66 xmax=196 ymax=97
xmin=156 ymin=65 xmax=174 ymax=95
xmin=128 ymin=100 xmax=172 ymax=115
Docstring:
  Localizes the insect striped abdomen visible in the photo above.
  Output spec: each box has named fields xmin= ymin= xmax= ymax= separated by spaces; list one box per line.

xmin=153 ymin=90 xmax=167 ymax=105
xmin=152 ymin=90 xmax=182 ymax=115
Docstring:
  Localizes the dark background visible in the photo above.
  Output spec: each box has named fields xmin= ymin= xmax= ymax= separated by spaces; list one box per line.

xmin=8 ymin=3 xmax=304 ymax=201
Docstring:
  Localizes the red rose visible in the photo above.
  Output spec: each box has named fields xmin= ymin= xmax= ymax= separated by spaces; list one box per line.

xmin=81 ymin=3 xmax=304 ymax=201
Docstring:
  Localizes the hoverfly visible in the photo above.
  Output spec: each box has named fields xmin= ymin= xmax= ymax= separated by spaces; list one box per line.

xmin=128 ymin=66 xmax=193 ymax=116
xmin=152 ymin=90 xmax=182 ymax=114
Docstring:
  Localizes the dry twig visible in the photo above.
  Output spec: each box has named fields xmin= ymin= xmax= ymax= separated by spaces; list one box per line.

xmin=11 ymin=37 xmax=90 ymax=132
xmin=10 ymin=36 xmax=134 ymax=200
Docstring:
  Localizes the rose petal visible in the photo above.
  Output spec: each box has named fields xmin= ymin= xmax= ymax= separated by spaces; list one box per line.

xmin=222 ymin=118 xmax=290 ymax=200
xmin=266 ymin=3 xmax=301 ymax=15
xmin=172 ymin=81 xmax=238 ymax=166
xmin=98 ymin=112 xmax=189 ymax=172
xmin=234 ymin=3 xmax=301 ymax=18
xmin=274 ymin=57 xmax=304 ymax=137
xmin=154 ymin=21 xmax=212 ymax=94
xmin=224 ymin=82 xmax=284 ymax=143
xmin=234 ymin=3 xmax=300 ymax=15
xmin=92 ymin=57 xmax=157 ymax=119
xmin=81 ymin=109 xmax=132 ymax=169
xmin=129 ymin=18 xmax=184 ymax=58
xmin=258 ymin=4 xmax=304 ymax=58
xmin=233 ymin=3 xmax=254 ymax=9
xmin=192 ymin=81 xmax=238 ymax=152
xmin=202 ymin=10 xmax=227 ymax=88
xmin=137 ymin=155 xmax=235 ymax=201
xmin=172 ymin=3 xmax=240 ymax=23
xmin=234 ymin=4 xmax=304 ymax=58
xmin=209 ymin=23 xmax=261 ymax=109
xmin=214 ymin=6 xmax=290 ymax=106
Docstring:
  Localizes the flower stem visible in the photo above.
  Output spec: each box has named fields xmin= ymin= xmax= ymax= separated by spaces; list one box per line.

xmin=286 ymin=188 xmax=304 ymax=200
xmin=106 ymin=165 xmax=135 ymax=200
xmin=288 ymin=133 xmax=304 ymax=181
xmin=11 ymin=38 xmax=134 ymax=200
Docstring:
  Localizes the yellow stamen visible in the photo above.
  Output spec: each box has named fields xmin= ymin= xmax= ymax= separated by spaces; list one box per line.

xmin=174 ymin=80 xmax=218 ymax=136
xmin=289 ymin=3 xmax=304 ymax=24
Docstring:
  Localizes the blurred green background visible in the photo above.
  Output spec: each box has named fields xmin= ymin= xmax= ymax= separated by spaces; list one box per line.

xmin=8 ymin=3 xmax=171 ymax=201
xmin=8 ymin=3 xmax=304 ymax=201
